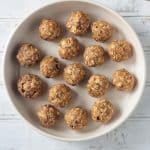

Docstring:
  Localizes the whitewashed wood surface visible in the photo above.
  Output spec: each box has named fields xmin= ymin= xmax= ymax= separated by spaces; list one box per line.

xmin=0 ymin=0 xmax=150 ymax=149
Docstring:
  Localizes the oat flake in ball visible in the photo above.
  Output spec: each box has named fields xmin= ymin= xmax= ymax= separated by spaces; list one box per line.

xmin=37 ymin=104 xmax=60 ymax=128
xmin=87 ymin=74 xmax=110 ymax=97
xmin=91 ymin=20 xmax=113 ymax=42
xmin=112 ymin=68 xmax=136 ymax=91
xmin=39 ymin=19 xmax=61 ymax=41
xmin=17 ymin=74 xmax=43 ymax=99
xmin=64 ymin=107 xmax=88 ymax=130
xmin=16 ymin=43 xmax=41 ymax=67
xmin=63 ymin=63 xmax=85 ymax=86
xmin=59 ymin=37 xmax=81 ymax=59
xmin=83 ymin=45 xmax=105 ymax=67
xmin=66 ymin=11 xmax=91 ymax=35
xmin=91 ymin=99 xmax=114 ymax=123
xmin=108 ymin=40 xmax=133 ymax=62
xmin=40 ymin=56 xmax=61 ymax=78
xmin=48 ymin=84 xmax=72 ymax=107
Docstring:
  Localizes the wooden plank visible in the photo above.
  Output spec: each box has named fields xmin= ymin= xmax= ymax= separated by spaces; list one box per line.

xmin=0 ymin=119 xmax=150 ymax=150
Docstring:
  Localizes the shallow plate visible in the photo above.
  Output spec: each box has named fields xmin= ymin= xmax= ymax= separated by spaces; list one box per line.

xmin=3 ymin=0 xmax=146 ymax=141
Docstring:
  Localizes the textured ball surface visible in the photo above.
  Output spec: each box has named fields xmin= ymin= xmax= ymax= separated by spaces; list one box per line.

xmin=17 ymin=74 xmax=43 ymax=99
xmin=37 ymin=104 xmax=60 ymax=128
xmin=64 ymin=107 xmax=88 ymax=130
xmin=66 ymin=11 xmax=91 ymax=35
xmin=16 ymin=43 xmax=41 ymax=67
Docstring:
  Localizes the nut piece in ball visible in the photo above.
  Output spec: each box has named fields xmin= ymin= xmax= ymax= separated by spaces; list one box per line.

xmin=17 ymin=74 xmax=43 ymax=99
xmin=87 ymin=74 xmax=110 ymax=97
xmin=112 ymin=68 xmax=136 ymax=91
xmin=39 ymin=19 xmax=61 ymax=40
xmin=37 ymin=104 xmax=60 ymax=128
xmin=66 ymin=11 xmax=91 ymax=35
xmin=64 ymin=107 xmax=88 ymax=130
xmin=40 ymin=56 xmax=61 ymax=78
xmin=83 ymin=45 xmax=105 ymax=67
xmin=59 ymin=37 xmax=81 ymax=59
xmin=16 ymin=43 xmax=41 ymax=67
xmin=91 ymin=20 xmax=113 ymax=42
xmin=63 ymin=63 xmax=85 ymax=86
xmin=48 ymin=84 xmax=72 ymax=107
xmin=91 ymin=99 xmax=114 ymax=123
xmin=108 ymin=40 xmax=133 ymax=62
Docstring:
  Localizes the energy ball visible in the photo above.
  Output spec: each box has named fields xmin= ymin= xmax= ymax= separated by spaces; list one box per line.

xmin=63 ymin=63 xmax=85 ymax=85
xmin=16 ymin=43 xmax=41 ymax=67
xmin=40 ymin=56 xmax=61 ymax=78
xmin=87 ymin=74 xmax=110 ymax=97
xmin=48 ymin=84 xmax=72 ymax=107
xmin=66 ymin=11 xmax=91 ymax=35
xmin=108 ymin=40 xmax=133 ymax=62
xmin=64 ymin=107 xmax=88 ymax=130
xmin=59 ymin=37 xmax=80 ymax=59
xmin=112 ymin=68 xmax=136 ymax=91
xmin=83 ymin=45 xmax=105 ymax=67
xmin=91 ymin=20 xmax=113 ymax=42
xmin=17 ymin=74 xmax=43 ymax=99
xmin=39 ymin=19 xmax=61 ymax=41
xmin=91 ymin=99 xmax=114 ymax=123
xmin=37 ymin=104 xmax=60 ymax=128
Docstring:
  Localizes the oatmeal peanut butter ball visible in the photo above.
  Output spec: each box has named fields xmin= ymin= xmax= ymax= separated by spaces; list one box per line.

xmin=63 ymin=63 xmax=85 ymax=85
xmin=91 ymin=99 xmax=114 ymax=123
xmin=48 ymin=84 xmax=72 ymax=107
xmin=112 ymin=68 xmax=136 ymax=91
xmin=59 ymin=37 xmax=81 ymax=59
xmin=40 ymin=56 xmax=61 ymax=78
xmin=37 ymin=104 xmax=60 ymax=128
xmin=39 ymin=19 xmax=61 ymax=40
xmin=87 ymin=74 xmax=110 ymax=97
xmin=64 ymin=107 xmax=88 ymax=129
xmin=16 ymin=43 xmax=41 ymax=67
xmin=91 ymin=20 xmax=113 ymax=42
xmin=17 ymin=74 xmax=43 ymax=99
xmin=66 ymin=11 xmax=91 ymax=35
xmin=108 ymin=40 xmax=133 ymax=62
xmin=83 ymin=45 xmax=105 ymax=67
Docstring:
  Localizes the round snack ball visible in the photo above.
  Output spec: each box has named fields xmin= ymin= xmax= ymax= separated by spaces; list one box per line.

xmin=39 ymin=19 xmax=61 ymax=40
xmin=40 ymin=56 xmax=61 ymax=78
xmin=48 ymin=84 xmax=72 ymax=107
xmin=91 ymin=20 xmax=113 ymax=42
xmin=64 ymin=107 xmax=88 ymax=130
xmin=87 ymin=74 xmax=110 ymax=97
xmin=16 ymin=43 xmax=41 ymax=67
xmin=83 ymin=45 xmax=105 ymax=67
xmin=66 ymin=11 xmax=91 ymax=35
xmin=91 ymin=99 xmax=114 ymax=123
xmin=59 ymin=37 xmax=80 ymax=59
xmin=37 ymin=104 xmax=60 ymax=128
xmin=108 ymin=40 xmax=133 ymax=62
xmin=112 ymin=68 xmax=136 ymax=91
xmin=63 ymin=63 xmax=85 ymax=85
xmin=17 ymin=74 xmax=43 ymax=99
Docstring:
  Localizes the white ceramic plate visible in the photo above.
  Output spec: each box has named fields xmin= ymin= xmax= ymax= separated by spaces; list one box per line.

xmin=3 ymin=0 xmax=146 ymax=141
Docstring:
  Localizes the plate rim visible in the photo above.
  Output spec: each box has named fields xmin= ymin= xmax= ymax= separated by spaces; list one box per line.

xmin=3 ymin=0 xmax=146 ymax=141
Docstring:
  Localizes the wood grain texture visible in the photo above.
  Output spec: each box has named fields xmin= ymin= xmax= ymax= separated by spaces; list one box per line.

xmin=0 ymin=0 xmax=150 ymax=149
xmin=0 ymin=119 xmax=150 ymax=150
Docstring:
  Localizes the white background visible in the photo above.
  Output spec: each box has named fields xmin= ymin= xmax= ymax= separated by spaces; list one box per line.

xmin=0 ymin=0 xmax=150 ymax=149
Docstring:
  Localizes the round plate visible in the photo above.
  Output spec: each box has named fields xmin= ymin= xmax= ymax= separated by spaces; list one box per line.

xmin=3 ymin=0 xmax=146 ymax=141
